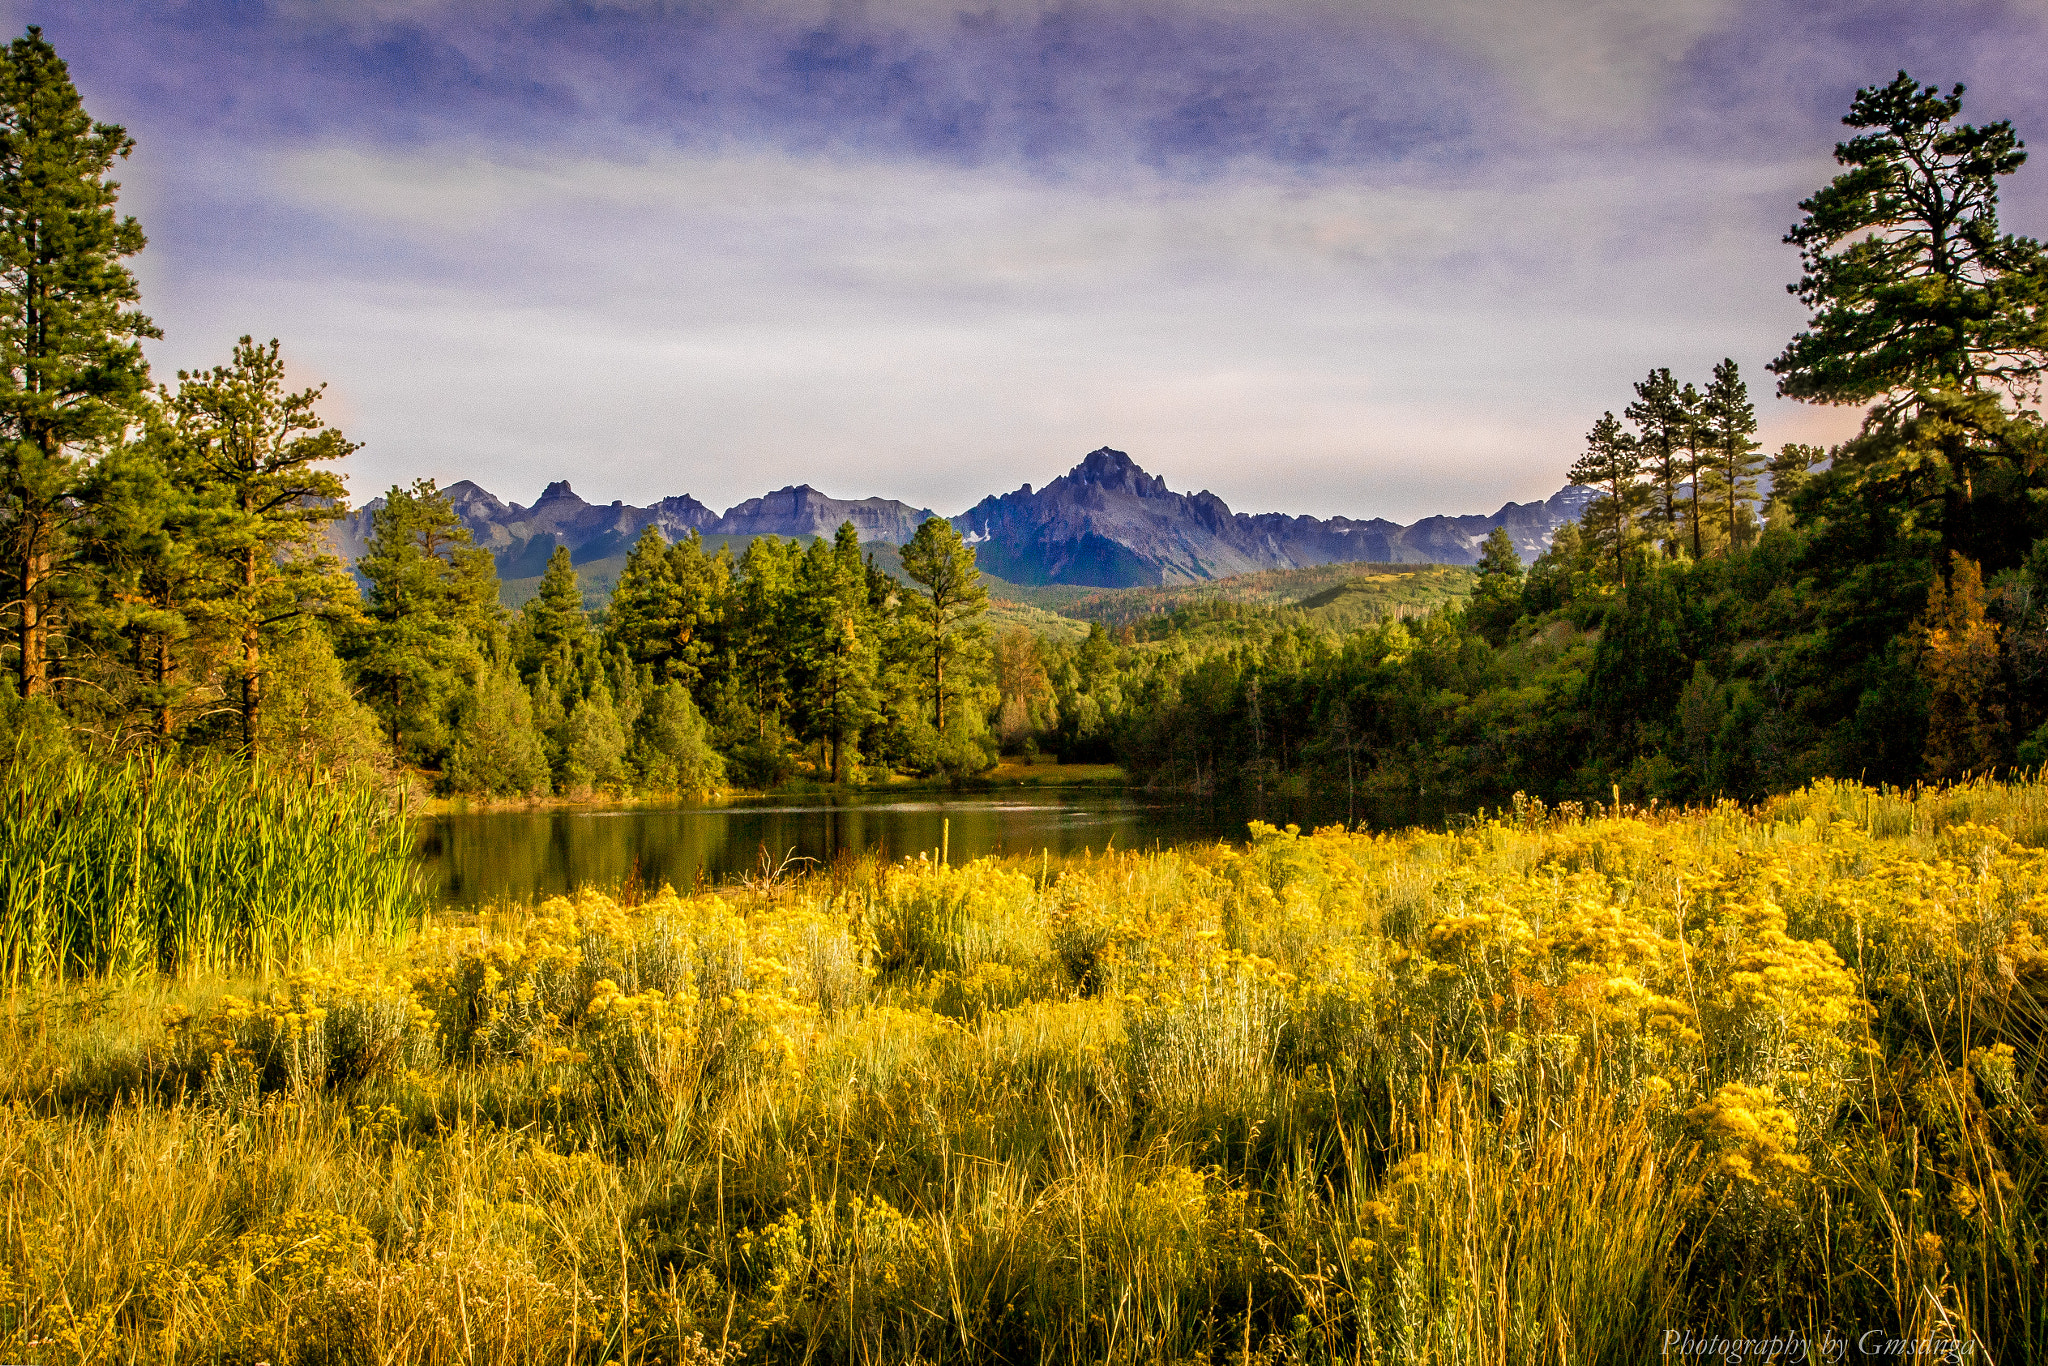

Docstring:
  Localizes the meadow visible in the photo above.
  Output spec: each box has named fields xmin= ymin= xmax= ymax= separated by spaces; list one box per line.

xmin=2 ymin=773 xmax=2043 ymax=1364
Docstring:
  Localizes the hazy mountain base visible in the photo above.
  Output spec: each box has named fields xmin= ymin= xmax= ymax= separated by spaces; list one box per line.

xmin=995 ymin=562 xmax=1478 ymax=631
xmin=503 ymin=538 xmax=1469 ymax=645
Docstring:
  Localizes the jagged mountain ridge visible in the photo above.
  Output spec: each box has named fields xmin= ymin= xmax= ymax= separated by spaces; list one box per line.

xmin=329 ymin=450 xmax=1592 ymax=589
xmin=954 ymin=448 xmax=1591 ymax=586
xmin=329 ymin=480 xmax=941 ymax=580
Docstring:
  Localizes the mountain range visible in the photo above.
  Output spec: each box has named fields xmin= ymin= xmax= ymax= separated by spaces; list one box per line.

xmin=330 ymin=449 xmax=1591 ymax=590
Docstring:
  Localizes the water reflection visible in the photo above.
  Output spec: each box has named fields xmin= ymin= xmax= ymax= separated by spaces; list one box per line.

xmin=416 ymin=790 xmax=1245 ymax=906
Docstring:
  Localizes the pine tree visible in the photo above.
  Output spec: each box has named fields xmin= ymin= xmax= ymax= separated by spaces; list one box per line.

xmin=446 ymin=658 xmax=551 ymax=797
xmin=797 ymin=523 xmax=879 ymax=782
xmin=1625 ymin=369 xmax=1684 ymax=547
xmin=1771 ymin=73 xmax=2048 ymax=571
xmin=76 ymin=420 xmax=223 ymax=739
xmin=607 ymin=526 xmax=679 ymax=670
xmin=0 ymin=29 xmax=155 ymax=700
xmin=669 ymin=532 xmax=728 ymax=693
xmin=166 ymin=336 xmax=354 ymax=746
xmin=1765 ymin=443 xmax=1826 ymax=518
xmin=1466 ymin=525 xmax=1525 ymax=644
xmin=729 ymin=535 xmax=797 ymax=751
xmin=1675 ymin=382 xmax=1707 ymax=559
xmin=254 ymin=626 xmax=389 ymax=778
xmin=898 ymin=516 xmax=990 ymax=736
xmin=1774 ymin=73 xmax=2047 ymax=407
xmin=1567 ymin=412 xmax=1645 ymax=584
xmin=521 ymin=543 xmax=586 ymax=675
xmin=355 ymin=479 xmax=500 ymax=765
xmin=558 ymin=681 xmax=628 ymax=796
xmin=632 ymin=680 xmax=724 ymax=795
xmin=1701 ymin=358 xmax=1763 ymax=553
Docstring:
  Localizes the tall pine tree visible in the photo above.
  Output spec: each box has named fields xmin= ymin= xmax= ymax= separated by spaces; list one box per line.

xmin=355 ymin=479 xmax=500 ymax=765
xmin=167 ymin=336 xmax=354 ymax=746
xmin=1568 ymin=412 xmax=1644 ymax=584
xmin=1625 ymin=369 xmax=1684 ymax=548
xmin=1701 ymin=358 xmax=1762 ymax=553
xmin=0 ymin=29 xmax=154 ymax=700
xmin=898 ymin=516 xmax=990 ymax=738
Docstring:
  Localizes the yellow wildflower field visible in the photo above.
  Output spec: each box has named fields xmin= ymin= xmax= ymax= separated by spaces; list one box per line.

xmin=2 ymin=777 xmax=2043 ymax=1363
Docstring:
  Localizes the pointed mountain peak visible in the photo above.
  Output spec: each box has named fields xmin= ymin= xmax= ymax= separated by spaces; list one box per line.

xmin=537 ymin=480 xmax=579 ymax=503
xmin=1068 ymin=447 xmax=1168 ymax=498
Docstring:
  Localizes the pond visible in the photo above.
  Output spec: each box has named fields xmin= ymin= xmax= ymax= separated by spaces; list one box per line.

xmin=415 ymin=788 xmax=1254 ymax=906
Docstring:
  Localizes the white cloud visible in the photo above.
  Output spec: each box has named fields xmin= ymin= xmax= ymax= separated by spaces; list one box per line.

xmin=139 ymin=132 xmax=1855 ymax=523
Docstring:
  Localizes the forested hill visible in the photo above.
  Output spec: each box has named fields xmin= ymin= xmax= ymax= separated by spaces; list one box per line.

xmin=330 ymin=450 xmax=1589 ymax=591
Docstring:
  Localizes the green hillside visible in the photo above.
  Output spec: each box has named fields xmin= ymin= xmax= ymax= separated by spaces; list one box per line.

xmin=988 ymin=561 xmax=1477 ymax=630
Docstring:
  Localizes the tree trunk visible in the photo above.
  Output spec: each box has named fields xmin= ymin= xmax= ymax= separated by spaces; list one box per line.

xmin=15 ymin=506 xmax=52 ymax=698
xmin=1690 ymin=471 xmax=1703 ymax=560
xmin=933 ymin=616 xmax=946 ymax=733
xmin=155 ymin=632 xmax=172 ymax=739
xmin=241 ymin=541 xmax=261 ymax=749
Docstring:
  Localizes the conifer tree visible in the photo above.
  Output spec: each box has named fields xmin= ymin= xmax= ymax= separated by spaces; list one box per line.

xmin=166 ymin=336 xmax=354 ymax=746
xmin=899 ymin=516 xmax=990 ymax=736
xmin=446 ymin=658 xmax=551 ymax=797
xmin=0 ymin=28 xmax=155 ymax=699
xmin=1675 ymin=382 xmax=1708 ymax=558
xmin=632 ymin=681 xmax=724 ymax=795
xmin=1772 ymin=73 xmax=2048 ymax=570
xmin=604 ymin=526 xmax=730 ymax=695
xmin=732 ymin=535 xmax=798 ymax=747
xmin=558 ymin=681 xmax=628 ymax=795
xmin=1775 ymin=73 xmax=2047 ymax=407
xmin=1624 ymin=369 xmax=1684 ymax=547
xmin=666 ymin=532 xmax=729 ymax=693
xmin=798 ymin=523 xmax=880 ymax=782
xmin=1765 ymin=443 xmax=1826 ymax=517
xmin=77 ymin=421 xmax=220 ymax=738
xmin=521 ymin=543 xmax=586 ymax=675
xmin=1568 ymin=412 xmax=1644 ymax=584
xmin=1701 ymin=358 xmax=1763 ymax=553
xmin=1466 ymin=525 xmax=1525 ymax=644
xmin=607 ymin=526 xmax=679 ymax=669
xmin=355 ymin=479 xmax=500 ymax=764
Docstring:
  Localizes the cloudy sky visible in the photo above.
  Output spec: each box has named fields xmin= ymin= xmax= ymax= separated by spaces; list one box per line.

xmin=10 ymin=1 xmax=2047 ymax=521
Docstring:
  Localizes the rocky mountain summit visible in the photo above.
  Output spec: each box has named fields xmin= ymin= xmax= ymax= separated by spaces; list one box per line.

xmin=955 ymin=448 xmax=1590 ymax=586
xmin=331 ymin=450 xmax=1591 ymax=588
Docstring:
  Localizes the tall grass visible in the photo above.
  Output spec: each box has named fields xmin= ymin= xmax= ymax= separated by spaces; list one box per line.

xmin=2 ymin=779 xmax=2045 ymax=1362
xmin=0 ymin=753 xmax=421 ymax=982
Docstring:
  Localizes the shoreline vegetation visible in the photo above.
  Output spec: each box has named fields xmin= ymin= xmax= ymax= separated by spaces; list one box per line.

xmin=4 ymin=776 xmax=2043 ymax=1361
xmin=418 ymin=760 xmax=1133 ymax=817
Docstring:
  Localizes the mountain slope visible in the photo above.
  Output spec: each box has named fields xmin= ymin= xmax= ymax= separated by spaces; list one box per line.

xmin=952 ymin=448 xmax=1591 ymax=587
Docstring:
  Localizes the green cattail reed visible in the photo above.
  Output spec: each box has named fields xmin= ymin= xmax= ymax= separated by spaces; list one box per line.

xmin=0 ymin=753 xmax=421 ymax=983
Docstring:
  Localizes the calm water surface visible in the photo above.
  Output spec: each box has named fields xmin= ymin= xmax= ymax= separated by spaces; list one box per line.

xmin=416 ymin=789 xmax=1249 ymax=906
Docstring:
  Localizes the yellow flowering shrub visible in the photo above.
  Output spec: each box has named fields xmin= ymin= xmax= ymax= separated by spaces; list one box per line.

xmin=170 ymin=962 xmax=434 ymax=1099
